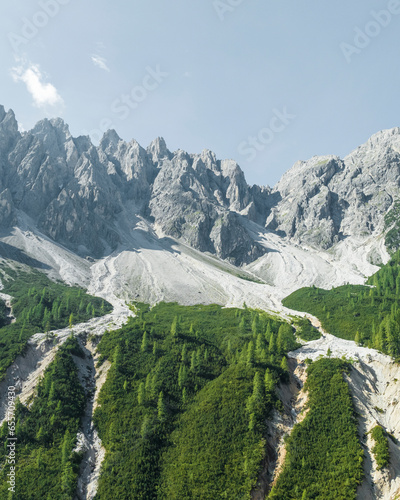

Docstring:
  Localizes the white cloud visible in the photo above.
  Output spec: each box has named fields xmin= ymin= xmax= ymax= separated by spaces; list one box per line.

xmin=11 ymin=62 xmax=64 ymax=109
xmin=91 ymin=54 xmax=110 ymax=72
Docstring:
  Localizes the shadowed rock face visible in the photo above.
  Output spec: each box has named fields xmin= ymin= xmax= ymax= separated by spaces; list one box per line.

xmin=0 ymin=104 xmax=399 ymax=262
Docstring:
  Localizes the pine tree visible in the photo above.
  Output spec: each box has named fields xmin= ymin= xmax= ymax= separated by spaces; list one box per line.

xmin=248 ymin=412 xmax=256 ymax=431
xmin=252 ymin=371 xmax=264 ymax=402
xmin=190 ymin=351 xmax=197 ymax=372
xmin=61 ymin=430 xmax=71 ymax=466
xmin=152 ymin=340 xmax=158 ymax=355
xmin=196 ymin=348 xmax=202 ymax=372
xmin=265 ymin=322 xmax=272 ymax=341
xmin=252 ymin=315 xmax=259 ymax=336
xmin=137 ymin=382 xmax=145 ymax=405
xmin=145 ymin=373 xmax=152 ymax=393
xmin=157 ymin=391 xmax=167 ymax=421
xmin=181 ymin=344 xmax=188 ymax=364
xmin=265 ymin=368 xmax=275 ymax=392
xmin=140 ymin=416 xmax=151 ymax=439
xmin=61 ymin=461 xmax=75 ymax=494
xmin=141 ymin=331 xmax=149 ymax=352
xmin=280 ymin=356 xmax=289 ymax=372
xmin=113 ymin=345 xmax=123 ymax=368
xmin=247 ymin=341 xmax=255 ymax=367
xmin=256 ymin=333 xmax=264 ymax=356
xmin=48 ymin=381 xmax=56 ymax=402
xmin=269 ymin=334 xmax=276 ymax=353
xmin=178 ymin=365 xmax=188 ymax=388
xmin=171 ymin=316 xmax=180 ymax=338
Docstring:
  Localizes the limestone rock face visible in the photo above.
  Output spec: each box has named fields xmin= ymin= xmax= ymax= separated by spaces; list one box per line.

xmin=0 ymin=188 xmax=17 ymax=227
xmin=1 ymin=104 xmax=399 ymax=261
xmin=268 ymin=128 xmax=400 ymax=250
xmin=149 ymin=149 xmax=267 ymax=264
xmin=0 ymin=106 xmax=269 ymax=263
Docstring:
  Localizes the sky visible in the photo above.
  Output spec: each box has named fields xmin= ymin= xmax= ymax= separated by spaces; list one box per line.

xmin=1 ymin=0 xmax=400 ymax=187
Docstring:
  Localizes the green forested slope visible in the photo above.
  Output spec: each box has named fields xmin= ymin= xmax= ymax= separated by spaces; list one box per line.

xmin=283 ymin=251 xmax=400 ymax=357
xmin=0 ymin=263 xmax=112 ymax=378
xmin=0 ymin=336 xmax=86 ymax=499
xmin=269 ymin=358 xmax=364 ymax=500
xmin=93 ymin=302 xmax=299 ymax=500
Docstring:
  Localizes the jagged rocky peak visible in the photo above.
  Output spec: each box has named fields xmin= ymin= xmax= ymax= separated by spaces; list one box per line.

xmin=1 ymin=104 xmax=400 ymax=262
xmin=275 ymin=155 xmax=342 ymax=196
xmin=0 ymin=105 xmax=18 ymax=131
xmin=99 ymin=129 xmax=122 ymax=154
xmin=0 ymin=106 xmax=20 ymax=153
xmin=268 ymin=127 xmax=400 ymax=250
xmin=147 ymin=136 xmax=171 ymax=163
xmin=0 ymin=105 xmax=6 ymax=124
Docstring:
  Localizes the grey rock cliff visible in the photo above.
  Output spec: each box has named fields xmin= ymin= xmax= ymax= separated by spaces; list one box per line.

xmin=0 ymin=106 xmax=270 ymax=264
xmin=0 ymin=105 xmax=399 ymax=261
xmin=267 ymin=128 xmax=400 ymax=250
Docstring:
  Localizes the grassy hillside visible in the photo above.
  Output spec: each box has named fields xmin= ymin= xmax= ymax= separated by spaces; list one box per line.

xmin=269 ymin=358 xmax=364 ymax=499
xmin=0 ymin=336 xmax=86 ymax=499
xmin=0 ymin=262 xmax=112 ymax=378
xmin=94 ymin=302 xmax=300 ymax=499
xmin=283 ymin=251 xmax=400 ymax=358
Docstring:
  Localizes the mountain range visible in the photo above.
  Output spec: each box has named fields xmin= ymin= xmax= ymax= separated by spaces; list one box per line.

xmin=1 ymin=104 xmax=399 ymax=273
xmin=1 ymin=105 xmax=400 ymax=499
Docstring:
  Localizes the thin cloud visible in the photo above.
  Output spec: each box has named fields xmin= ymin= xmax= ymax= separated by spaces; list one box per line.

xmin=91 ymin=54 xmax=110 ymax=72
xmin=11 ymin=62 xmax=64 ymax=109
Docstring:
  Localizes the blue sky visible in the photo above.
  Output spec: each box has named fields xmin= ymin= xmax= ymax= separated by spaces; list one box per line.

xmin=1 ymin=0 xmax=400 ymax=186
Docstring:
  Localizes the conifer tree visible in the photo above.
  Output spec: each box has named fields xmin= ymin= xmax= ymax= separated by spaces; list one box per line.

xmin=247 ymin=341 xmax=255 ymax=367
xmin=141 ymin=331 xmax=149 ymax=352
xmin=181 ymin=344 xmax=188 ymax=364
xmin=280 ymin=356 xmax=289 ymax=372
xmin=171 ymin=316 xmax=180 ymax=338
xmin=157 ymin=391 xmax=167 ymax=421
xmin=269 ymin=334 xmax=276 ymax=353
xmin=265 ymin=368 xmax=275 ymax=392
xmin=137 ymin=382 xmax=146 ymax=405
